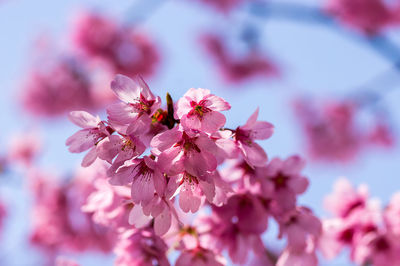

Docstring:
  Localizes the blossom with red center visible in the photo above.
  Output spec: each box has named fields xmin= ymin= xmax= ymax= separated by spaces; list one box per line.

xmin=109 ymin=156 xmax=166 ymax=205
xmin=151 ymin=127 xmax=218 ymax=177
xmin=66 ymin=111 xmax=114 ymax=167
xmin=107 ymin=74 xmax=161 ymax=133
xmin=175 ymin=88 xmax=231 ymax=133
xmin=234 ymin=108 xmax=274 ymax=167
xmin=258 ymin=156 xmax=308 ymax=214
xmin=324 ymin=178 xmax=368 ymax=218
xmin=71 ymin=11 xmax=159 ymax=77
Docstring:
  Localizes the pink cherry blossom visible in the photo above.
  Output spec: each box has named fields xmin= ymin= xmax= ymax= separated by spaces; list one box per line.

xmin=259 ymin=156 xmax=308 ymax=214
xmin=198 ymin=193 xmax=268 ymax=264
xmin=324 ymin=178 xmax=368 ymax=218
xmin=151 ymin=127 xmax=218 ymax=177
xmin=384 ymin=192 xmax=400 ymax=235
xmin=107 ymin=74 xmax=161 ymax=132
xmin=201 ymin=33 xmax=278 ymax=83
xmin=235 ymin=108 xmax=274 ymax=167
xmin=66 ymin=111 xmax=114 ymax=167
xmin=294 ymin=99 xmax=362 ymax=162
xmin=7 ymin=130 xmax=41 ymax=167
xmin=20 ymin=58 xmax=94 ymax=117
xmin=325 ymin=0 xmax=400 ymax=35
xmin=175 ymin=88 xmax=231 ymax=133
xmin=367 ymin=122 xmax=395 ymax=148
xmin=352 ymin=231 xmax=400 ymax=266
xmin=276 ymin=238 xmax=318 ymax=266
xmin=277 ymin=207 xmax=322 ymax=251
xmin=82 ymin=177 xmax=132 ymax=229
xmin=195 ymin=0 xmax=247 ymax=13
xmin=114 ymin=228 xmax=170 ymax=266
xmin=109 ymin=156 xmax=166 ymax=205
xmin=176 ymin=247 xmax=226 ymax=266
xmin=28 ymin=168 xmax=114 ymax=256
xmin=96 ymin=134 xmax=146 ymax=168
xmin=71 ymin=11 xmax=159 ymax=77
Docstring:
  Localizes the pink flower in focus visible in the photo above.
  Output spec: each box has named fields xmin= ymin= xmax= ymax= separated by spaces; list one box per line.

xmin=151 ymin=127 xmax=218 ymax=177
xmin=325 ymin=0 xmax=400 ymax=35
xmin=109 ymin=156 xmax=166 ymax=205
xmin=234 ymin=108 xmax=274 ymax=167
xmin=114 ymin=228 xmax=170 ymax=266
xmin=176 ymin=247 xmax=226 ymax=266
xmin=20 ymin=58 xmax=94 ymax=117
xmin=66 ymin=111 xmax=114 ymax=167
xmin=175 ymin=88 xmax=231 ymax=133
xmin=201 ymin=34 xmax=278 ymax=84
xmin=72 ymin=11 xmax=159 ymax=77
xmin=107 ymin=74 xmax=161 ymax=132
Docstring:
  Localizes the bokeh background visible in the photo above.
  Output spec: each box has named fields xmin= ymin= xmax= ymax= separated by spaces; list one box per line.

xmin=1 ymin=0 xmax=400 ymax=265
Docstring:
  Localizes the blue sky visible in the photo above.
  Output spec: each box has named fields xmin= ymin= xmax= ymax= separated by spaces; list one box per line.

xmin=1 ymin=0 xmax=400 ymax=265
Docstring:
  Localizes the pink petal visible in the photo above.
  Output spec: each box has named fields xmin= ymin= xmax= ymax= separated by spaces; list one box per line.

xmin=154 ymin=207 xmax=171 ymax=236
xmin=150 ymin=127 xmax=182 ymax=152
xmin=131 ymin=175 xmax=155 ymax=204
xmin=243 ymin=108 xmax=259 ymax=129
xmin=68 ymin=111 xmax=99 ymax=128
xmin=201 ymin=111 xmax=226 ymax=133
xmin=81 ymin=147 xmax=98 ymax=167
xmin=110 ymin=74 xmax=141 ymax=103
xmin=128 ymin=204 xmax=152 ymax=227
xmin=239 ymin=142 xmax=268 ymax=167
xmin=205 ymin=94 xmax=231 ymax=111
xmin=250 ymin=121 xmax=274 ymax=140
xmin=107 ymin=102 xmax=138 ymax=125
xmin=66 ymin=129 xmax=97 ymax=153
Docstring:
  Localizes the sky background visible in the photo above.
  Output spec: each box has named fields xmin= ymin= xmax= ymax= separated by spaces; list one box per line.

xmin=1 ymin=0 xmax=400 ymax=265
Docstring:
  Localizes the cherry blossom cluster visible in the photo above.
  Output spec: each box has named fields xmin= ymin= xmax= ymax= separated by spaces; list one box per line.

xmin=320 ymin=178 xmax=400 ymax=266
xmin=66 ymin=74 xmax=322 ymax=265
xmin=325 ymin=0 xmax=400 ymax=34
xmin=294 ymin=98 xmax=394 ymax=163
xmin=21 ymin=11 xmax=159 ymax=117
